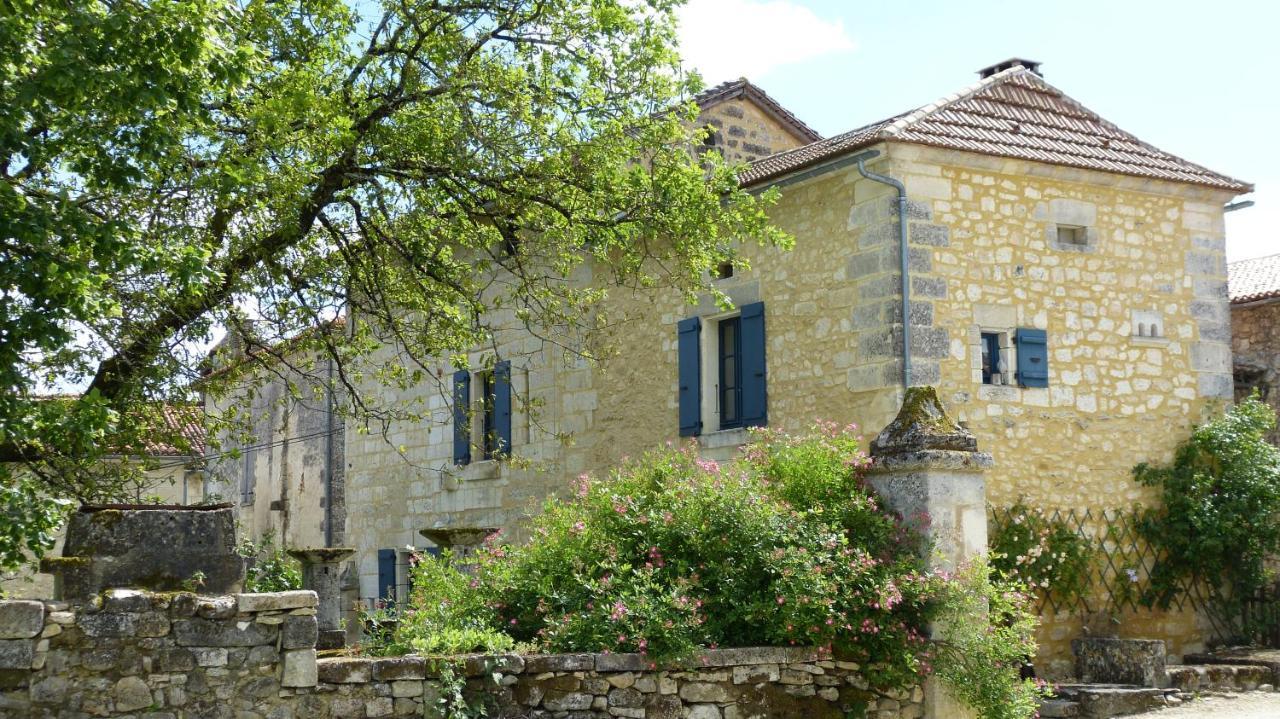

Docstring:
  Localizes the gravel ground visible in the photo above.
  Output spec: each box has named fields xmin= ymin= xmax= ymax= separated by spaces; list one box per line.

xmin=1134 ymin=693 xmax=1280 ymax=718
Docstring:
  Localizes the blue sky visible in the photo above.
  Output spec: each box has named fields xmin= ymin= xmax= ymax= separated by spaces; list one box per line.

xmin=677 ymin=0 xmax=1278 ymax=261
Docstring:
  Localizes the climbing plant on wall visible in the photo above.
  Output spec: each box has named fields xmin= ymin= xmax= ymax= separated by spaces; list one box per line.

xmin=1134 ymin=394 xmax=1280 ymax=630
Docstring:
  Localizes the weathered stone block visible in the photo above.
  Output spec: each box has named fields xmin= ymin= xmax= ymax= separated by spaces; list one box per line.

xmin=101 ymin=589 xmax=153 ymax=613
xmin=607 ymin=686 xmax=644 ymax=707
xmin=910 ymin=275 xmax=947 ymax=299
xmin=235 ymin=591 xmax=317 ymax=614
xmin=317 ymin=657 xmax=373 ymax=683
xmin=196 ymin=596 xmax=237 ymax=619
xmin=77 ymin=611 xmax=136 ymax=638
xmin=281 ymin=648 xmax=318 ymax=688
xmin=542 ymin=690 xmax=594 ymax=711
xmin=156 ymin=648 xmax=196 ymax=672
xmin=595 ymin=653 xmax=646 ymax=672
xmin=51 ymin=506 xmax=246 ymax=599
xmin=171 ymin=618 xmax=278 ymax=647
xmin=679 ymin=682 xmax=729 ymax=703
xmin=372 ymin=656 xmax=428 ymax=681
xmin=0 ymin=602 xmax=43 ymax=639
xmin=113 ymin=675 xmax=153 ymax=712
xmin=909 ymin=223 xmax=949 ymax=247
xmin=281 ymin=615 xmax=318 ymax=649
xmin=0 ymin=640 xmax=32 ymax=670
xmin=1073 ymin=638 xmax=1167 ymax=688
xmin=136 ymin=611 xmax=171 ymax=637
xmin=646 ymin=694 xmax=682 ymax=719
xmin=29 ymin=675 xmax=67 ymax=705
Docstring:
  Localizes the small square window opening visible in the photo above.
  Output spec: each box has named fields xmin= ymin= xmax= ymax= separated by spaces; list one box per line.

xmin=715 ymin=261 xmax=734 ymax=279
xmin=1057 ymin=225 xmax=1087 ymax=247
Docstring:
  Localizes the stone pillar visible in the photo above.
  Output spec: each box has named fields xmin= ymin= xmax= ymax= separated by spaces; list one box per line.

xmin=287 ymin=548 xmax=355 ymax=650
xmin=865 ymin=386 xmax=991 ymax=719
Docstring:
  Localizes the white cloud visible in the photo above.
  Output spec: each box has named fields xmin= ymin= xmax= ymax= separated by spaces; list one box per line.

xmin=676 ymin=0 xmax=854 ymax=84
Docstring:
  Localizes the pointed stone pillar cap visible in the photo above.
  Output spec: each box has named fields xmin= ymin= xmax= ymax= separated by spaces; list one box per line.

xmin=868 ymin=386 xmax=992 ymax=473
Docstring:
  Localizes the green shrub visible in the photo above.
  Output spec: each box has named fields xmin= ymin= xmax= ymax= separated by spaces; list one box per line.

xmin=933 ymin=561 xmax=1051 ymax=719
xmin=390 ymin=423 xmax=1045 ymax=716
xmin=989 ymin=500 xmax=1095 ymax=607
xmin=370 ymin=550 xmax=516 ymax=657
xmin=238 ymin=531 xmax=302 ymax=593
xmin=1135 ymin=394 xmax=1280 ymax=622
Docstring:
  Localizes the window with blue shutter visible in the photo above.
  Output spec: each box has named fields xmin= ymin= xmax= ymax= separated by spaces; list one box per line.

xmin=376 ymin=548 xmax=397 ymax=603
xmin=739 ymin=302 xmax=768 ymax=427
xmin=1015 ymin=328 xmax=1049 ymax=388
xmin=452 ymin=370 xmax=471 ymax=465
xmin=493 ymin=360 xmax=512 ymax=455
xmin=677 ymin=317 xmax=702 ymax=436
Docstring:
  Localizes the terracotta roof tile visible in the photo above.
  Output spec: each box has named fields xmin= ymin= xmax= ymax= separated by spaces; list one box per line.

xmin=1229 ymin=253 xmax=1280 ymax=304
xmin=693 ymin=78 xmax=823 ymax=143
xmin=739 ymin=67 xmax=1251 ymax=193
xmin=143 ymin=404 xmax=206 ymax=457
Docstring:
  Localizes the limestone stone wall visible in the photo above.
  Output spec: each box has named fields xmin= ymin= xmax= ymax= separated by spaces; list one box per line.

xmin=0 ymin=592 xmax=921 ymax=719
xmin=700 ymin=95 xmax=812 ymax=165
xmin=203 ymin=351 xmax=344 ymax=550
xmin=0 ymin=589 xmax=323 ymax=719
xmin=1232 ymin=299 xmax=1280 ymax=444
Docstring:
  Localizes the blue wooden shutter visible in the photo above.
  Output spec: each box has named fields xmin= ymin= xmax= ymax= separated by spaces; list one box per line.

xmin=452 ymin=370 xmax=471 ymax=465
xmin=677 ymin=317 xmax=702 ymax=436
xmin=494 ymin=360 xmax=512 ymax=454
xmin=739 ymin=302 xmax=768 ymax=427
xmin=1015 ymin=328 xmax=1049 ymax=388
xmin=377 ymin=548 xmax=396 ymax=602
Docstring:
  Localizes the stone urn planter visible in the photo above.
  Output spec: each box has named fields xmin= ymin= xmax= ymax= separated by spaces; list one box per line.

xmin=40 ymin=503 xmax=246 ymax=602
xmin=418 ymin=526 xmax=499 ymax=564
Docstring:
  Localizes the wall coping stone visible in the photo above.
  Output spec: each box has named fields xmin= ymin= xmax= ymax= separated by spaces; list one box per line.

xmin=234 ymin=590 xmax=317 ymax=613
xmin=318 ymin=645 xmax=834 ymax=681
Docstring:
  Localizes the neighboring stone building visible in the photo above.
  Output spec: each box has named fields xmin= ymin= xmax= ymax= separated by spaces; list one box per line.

xmin=1229 ymin=252 xmax=1280 ymax=443
xmin=202 ymin=335 xmax=346 ymax=552
xmin=337 ymin=57 xmax=1251 ymax=673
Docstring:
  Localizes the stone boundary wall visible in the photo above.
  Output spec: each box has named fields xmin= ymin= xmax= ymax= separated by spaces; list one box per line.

xmin=316 ymin=646 xmax=923 ymax=719
xmin=0 ymin=592 xmax=923 ymax=719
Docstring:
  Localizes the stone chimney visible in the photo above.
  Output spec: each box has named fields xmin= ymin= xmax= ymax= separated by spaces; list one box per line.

xmin=976 ymin=57 xmax=1042 ymax=79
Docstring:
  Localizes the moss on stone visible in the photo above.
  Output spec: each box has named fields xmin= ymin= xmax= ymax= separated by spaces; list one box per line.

xmin=87 ymin=509 xmax=124 ymax=528
xmin=896 ymin=386 xmax=962 ymax=434
xmin=871 ymin=385 xmax=978 ymax=455
xmin=38 ymin=556 xmax=90 ymax=572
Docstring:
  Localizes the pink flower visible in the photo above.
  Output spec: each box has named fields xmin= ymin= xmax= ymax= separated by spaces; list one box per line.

xmin=610 ymin=601 xmax=629 ymax=620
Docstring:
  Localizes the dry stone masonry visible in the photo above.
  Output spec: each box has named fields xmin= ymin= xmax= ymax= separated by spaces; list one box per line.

xmin=0 ymin=590 xmax=321 ymax=719
xmin=0 ymin=591 xmax=922 ymax=719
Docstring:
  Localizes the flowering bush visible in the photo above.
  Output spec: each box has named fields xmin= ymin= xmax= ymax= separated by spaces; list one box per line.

xmin=383 ymin=423 xmax=1046 ymax=715
xmin=989 ymin=500 xmax=1095 ymax=607
xmin=1135 ymin=394 xmax=1280 ymax=626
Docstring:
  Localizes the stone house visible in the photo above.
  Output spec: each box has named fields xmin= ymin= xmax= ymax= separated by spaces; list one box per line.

xmin=222 ymin=60 xmax=1250 ymax=671
xmin=1229 ymin=253 xmax=1280 ymax=443
xmin=201 ymin=335 xmax=346 ymax=553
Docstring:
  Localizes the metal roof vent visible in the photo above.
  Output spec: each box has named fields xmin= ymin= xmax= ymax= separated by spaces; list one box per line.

xmin=977 ymin=58 xmax=1043 ymax=79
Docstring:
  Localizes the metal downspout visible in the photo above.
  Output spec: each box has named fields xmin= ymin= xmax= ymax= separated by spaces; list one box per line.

xmin=852 ymin=149 xmax=911 ymax=389
xmin=324 ymin=356 xmax=335 ymax=548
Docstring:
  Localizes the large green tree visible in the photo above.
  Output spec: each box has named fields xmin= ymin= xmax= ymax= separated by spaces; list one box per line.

xmin=0 ymin=0 xmax=787 ymax=563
